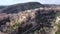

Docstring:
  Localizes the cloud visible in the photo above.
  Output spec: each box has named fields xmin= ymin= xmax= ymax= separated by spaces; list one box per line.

xmin=39 ymin=0 xmax=60 ymax=4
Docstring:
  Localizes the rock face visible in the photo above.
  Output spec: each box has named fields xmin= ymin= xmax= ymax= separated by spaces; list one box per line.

xmin=0 ymin=2 xmax=60 ymax=34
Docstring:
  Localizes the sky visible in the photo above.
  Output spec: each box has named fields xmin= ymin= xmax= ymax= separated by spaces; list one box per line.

xmin=0 ymin=0 xmax=60 ymax=5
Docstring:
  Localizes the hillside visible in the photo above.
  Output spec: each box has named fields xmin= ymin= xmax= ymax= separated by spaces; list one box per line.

xmin=0 ymin=2 xmax=44 ymax=14
xmin=0 ymin=2 xmax=60 ymax=34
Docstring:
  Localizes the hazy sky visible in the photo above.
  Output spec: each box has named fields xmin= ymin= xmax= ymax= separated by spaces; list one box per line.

xmin=0 ymin=0 xmax=60 ymax=5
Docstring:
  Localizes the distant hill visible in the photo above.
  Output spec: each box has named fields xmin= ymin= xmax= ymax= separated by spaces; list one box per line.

xmin=0 ymin=6 xmax=7 ymax=9
xmin=44 ymin=4 xmax=60 ymax=7
xmin=0 ymin=2 xmax=44 ymax=14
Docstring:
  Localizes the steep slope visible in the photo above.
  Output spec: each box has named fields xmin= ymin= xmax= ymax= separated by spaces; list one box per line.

xmin=0 ymin=2 xmax=44 ymax=34
xmin=0 ymin=7 xmax=59 ymax=34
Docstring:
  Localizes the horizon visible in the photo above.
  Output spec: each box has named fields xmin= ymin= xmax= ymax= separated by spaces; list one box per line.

xmin=0 ymin=0 xmax=60 ymax=6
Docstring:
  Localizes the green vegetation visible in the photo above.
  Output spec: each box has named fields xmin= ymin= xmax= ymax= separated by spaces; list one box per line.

xmin=55 ymin=31 xmax=60 ymax=34
xmin=8 ymin=16 xmax=20 ymax=31
xmin=55 ymin=11 xmax=60 ymax=34
xmin=55 ymin=11 xmax=60 ymax=17
xmin=55 ymin=22 xmax=60 ymax=34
